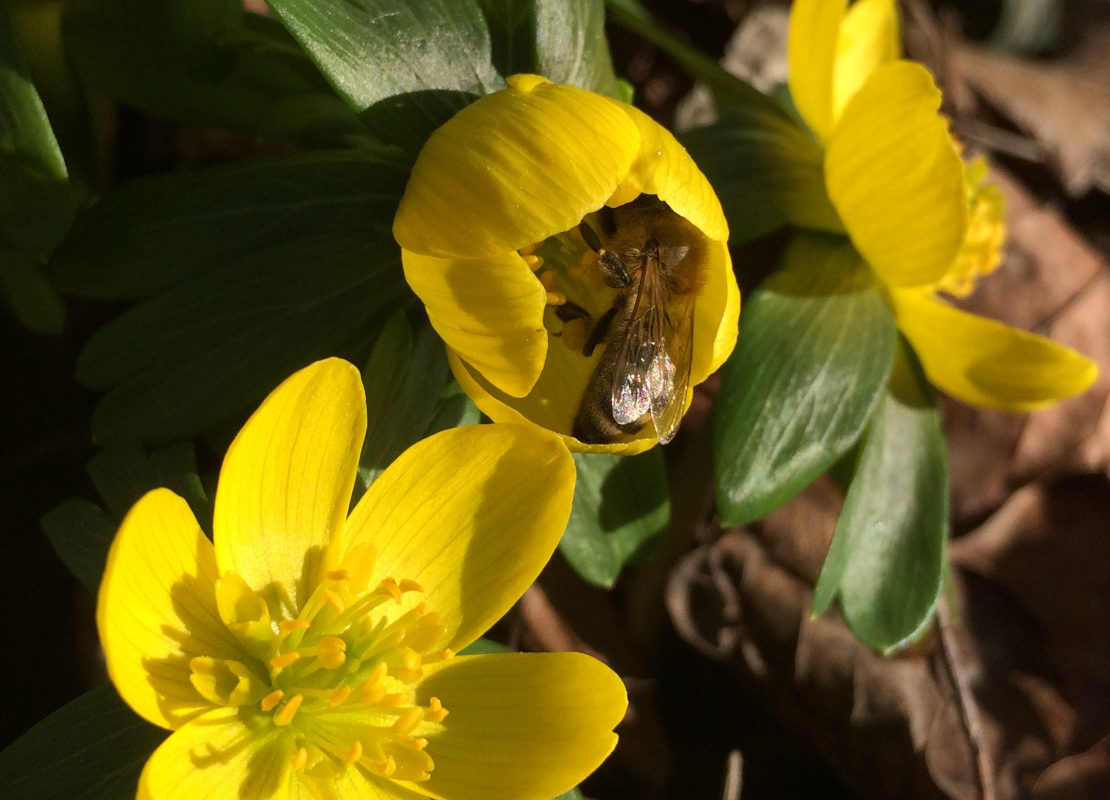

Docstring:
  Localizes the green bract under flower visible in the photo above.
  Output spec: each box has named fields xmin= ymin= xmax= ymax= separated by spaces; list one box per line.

xmin=788 ymin=0 xmax=1097 ymax=410
xmin=96 ymin=358 xmax=626 ymax=800
xmin=394 ymin=74 xmax=741 ymax=454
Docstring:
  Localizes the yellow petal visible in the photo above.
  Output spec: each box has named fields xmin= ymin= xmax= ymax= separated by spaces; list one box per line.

xmin=833 ymin=0 xmax=901 ymax=120
xmin=393 ymin=74 xmax=642 ymax=259
xmin=612 ymin=104 xmax=729 ymax=243
xmin=401 ymin=249 xmax=547 ymax=398
xmin=213 ymin=359 xmax=366 ymax=614
xmin=891 ymin=288 xmax=1099 ymax=410
xmin=97 ymin=489 xmax=241 ymax=730
xmin=826 ymin=60 xmax=967 ymax=288
xmin=418 ymin=652 xmax=626 ymax=800
xmin=138 ymin=707 xmax=291 ymax=800
xmin=343 ymin=425 xmax=575 ymax=652
xmin=788 ymin=0 xmax=847 ymax=142
xmin=448 ymin=347 xmax=658 ymax=455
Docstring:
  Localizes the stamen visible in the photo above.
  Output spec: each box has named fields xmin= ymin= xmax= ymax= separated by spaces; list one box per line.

xmin=523 ymin=253 xmax=544 ymax=271
xmin=378 ymin=756 xmax=397 ymax=778
xmin=318 ymin=636 xmax=347 ymax=669
xmin=260 ymin=689 xmax=284 ymax=712
xmin=291 ymin=747 xmax=309 ymax=771
xmin=274 ymin=694 xmax=304 ymax=726
xmin=392 ymin=707 xmax=425 ymax=736
xmin=325 ymin=589 xmax=345 ymax=613
xmin=426 ymin=696 xmax=449 ymax=723
xmin=345 ymin=740 xmax=364 ymax=765
xmin=440 ymin=648 xmax=456 ymax=661
xmin=518 ymin=242 xmax=538 ymax=256
xmin=329 ymin=686 xmax=352 ymax=707
xmin=327 ymin=569 xmax=351 ymax=581
xmin=377 ymin=578 xmax=403 ymax=603
xmin=546 ymin=291 xmax=567 ymax=306
xmin=270 ymin=651 xmax=300 ymax=670
xmin=399 ymin=579 xmax=423 ymax=594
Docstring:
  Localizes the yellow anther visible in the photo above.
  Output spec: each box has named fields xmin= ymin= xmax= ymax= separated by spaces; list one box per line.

xmin=426 ymin=696 xmax=449 ymax=723
xmin=378 ymin=756 xmax=397 ymax=778
xmin=327 ymin=569 xmax=351 ymax=581
xmin=280 ymin=620 xmax=310 ymax=632
xmin=392 ymin=707 xmax=425 ymax=736
xmin=291 ymin=747 xmax=309 ymax=771
xmin=401 ymin=648 xmax=422 ymax=671
xmin=399 ymin=579 xmax=424 ymax=594
xmin=518 ymin=242 xmax=538 ymax=256
xmin=545 ymin=291 xmax=567 ymax=306
xmin=539 ymin=270 xmax=558 ymax=289
xmin=345 ymin=740 xmax=364 ymax=765
xmin=270 ymin=651 xmax=300 ymax=669
xmin=377 ymin=578 xmax=403 ymax=603
xmin=274 ymin=694 xmax=304 ymax=726
xmin=325 ymin=589 xmax=345 ymax=613
xmin=318 ymin=636 xmax=347 ymax=669
xmin=380 ymin=692 xmax=407 ymax=708
xmin=412 ymin=738 xmax=429 ymax=751
xmin=260 ymin=689 xmax=284 ymax=712
xmin=329 ymin=686 xmax=352 ymax=707
xmin=440 ymin=648 xmax=456 ymax=662
xmin=523 ymin=253 xmax=544 ymax=271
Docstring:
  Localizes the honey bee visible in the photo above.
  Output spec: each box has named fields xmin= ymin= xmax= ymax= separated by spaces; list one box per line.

xmin=568 ymin=196 xmax=708 ymax=444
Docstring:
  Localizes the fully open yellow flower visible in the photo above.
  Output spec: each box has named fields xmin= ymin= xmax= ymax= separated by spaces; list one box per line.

xmin=97 ymin=358 xmax=626 ymax=800
xmin=789 ymin=0 xmax=1096 ymax=410
xmin=394 ymin=74 xmax=741 ymax=454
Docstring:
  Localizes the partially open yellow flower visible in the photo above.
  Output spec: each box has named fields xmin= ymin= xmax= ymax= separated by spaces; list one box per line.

xmin=789 ymin=0 xmax=1096 ymax=410
xmin=97 ymin=358 xmax=626 ymax=800
xmin=394 ymin=74 xmax=741 ymax=453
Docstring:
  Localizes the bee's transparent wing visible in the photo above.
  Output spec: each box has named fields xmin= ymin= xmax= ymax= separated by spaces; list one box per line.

xmin=610 ymin=270 xmax=696 ymax=443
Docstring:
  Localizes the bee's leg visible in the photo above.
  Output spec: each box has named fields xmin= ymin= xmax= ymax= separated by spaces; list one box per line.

xmin=555 ymin=301 xmax=591 ymax=324
xmin=598 ymin=205 xmax=617 ymax=237
xmin=583 ymin=303 xmax=619 ymax=357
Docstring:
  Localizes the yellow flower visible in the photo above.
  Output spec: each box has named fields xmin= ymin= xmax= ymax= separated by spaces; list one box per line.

xmin=96 ymin=358 xmax=626 ymax=800
xmin=789 ymin=0 xmax=1096 ymax=410
xmin=394 ymin=74 xmax=741 ymax=453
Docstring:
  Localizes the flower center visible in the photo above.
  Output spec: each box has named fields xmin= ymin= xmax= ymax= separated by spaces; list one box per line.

xmin=203 ymin=543 xmax=452 ymax=784
xmin=524 ymin=210 xmax=621 ymax=355
xmin=936 ymin=157 xmax=1005 ymax=298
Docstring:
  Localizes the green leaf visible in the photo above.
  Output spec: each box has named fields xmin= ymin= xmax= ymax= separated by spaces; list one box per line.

xmin=54 ymin=151 xmax=405 ymax=300
xmin=0 ymin=5 xmax=72 ymax=331
xmin=63 ymin=0 xmax=364 ymax=141
xmin=0 ymin=245 xmax=64 ymax=335
xmin=714 ymin=232 xmax=896 ymax=525
xmin=0 ymin=683 xmax=167 ymax=800
xmin=41 ymin=497 xmax=116 ymax=593
xmin=561 ymin=450 xmax=669 ymax=588
xmin=42 ymin=443 xmax=210 ymax=592
xmin=53 ymin=151 xmax=413 ymax=443
xmin=812 ymin=342 xmax=948 ymax=651
xmin=681 ymin=111 xmax=840 ymax=245
xmin=86 ymin=443 xmax=210 ymax=524
xmin=266 ymin=0 xmax=502 ymax=147
xmin=477 ymin=0 xmax=620 ymax=96
xmin=357 ymin=313 xmax=475 ymax=491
